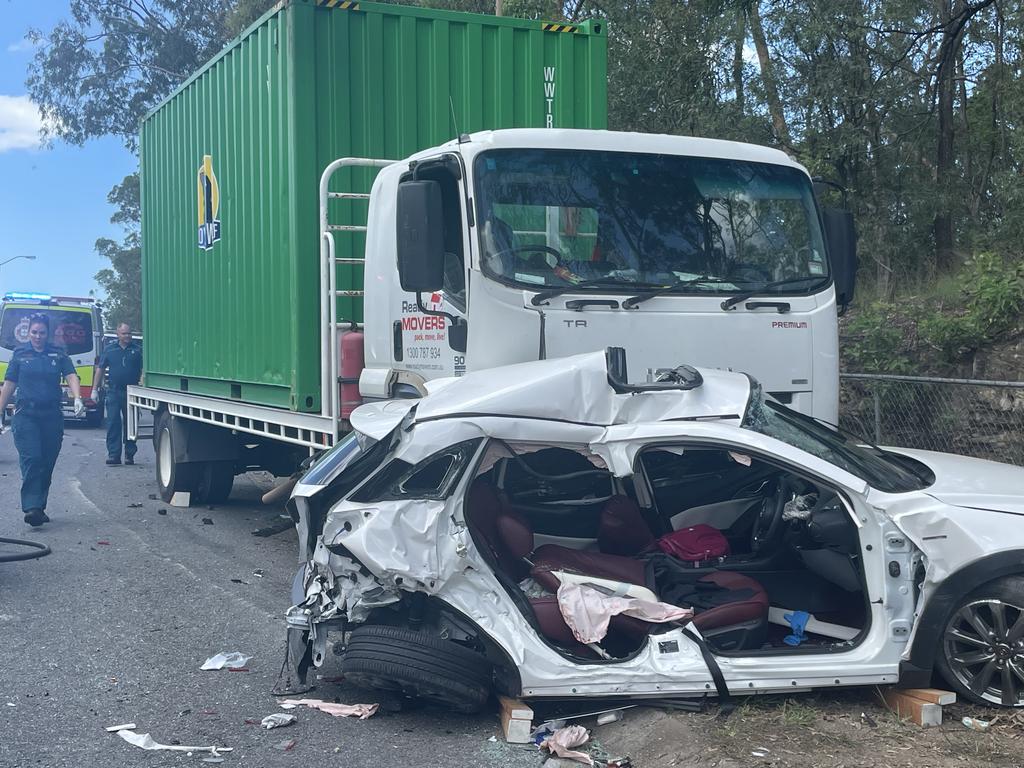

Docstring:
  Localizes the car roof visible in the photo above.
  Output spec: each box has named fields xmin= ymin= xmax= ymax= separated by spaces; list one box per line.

xmin=351 ymin=350 xmax=752 ymax=439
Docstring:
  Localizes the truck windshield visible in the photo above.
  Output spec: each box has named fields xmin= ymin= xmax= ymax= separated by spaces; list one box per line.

xmin=474 ymin=149 xmax=828 ymax=295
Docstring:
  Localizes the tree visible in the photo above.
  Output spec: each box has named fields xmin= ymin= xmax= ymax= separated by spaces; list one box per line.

xmin=25 ymin=0 xmax=277 ymax=330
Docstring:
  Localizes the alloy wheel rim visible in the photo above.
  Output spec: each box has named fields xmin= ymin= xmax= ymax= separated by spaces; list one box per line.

xmin=943 ymin=598 xmax=1024 ymax=706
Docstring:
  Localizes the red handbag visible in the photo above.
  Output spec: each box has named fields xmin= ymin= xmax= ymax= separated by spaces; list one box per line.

xmin=655 ymin=524 xmax=729 ymax=562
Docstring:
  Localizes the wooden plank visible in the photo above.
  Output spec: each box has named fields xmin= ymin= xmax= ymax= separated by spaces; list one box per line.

xmin=881 ymin=688 xmax=942 ymax=727
xmin=499 ymin=708 xmax=533 ymax=744
xmin=499 ymin=696 xmax=533 ymax=721
xmin=899 ymin=688 xmax=957 ymax=706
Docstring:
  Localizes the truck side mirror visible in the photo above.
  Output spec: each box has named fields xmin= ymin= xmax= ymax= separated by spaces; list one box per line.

xmin=822 ymin=208 xmax=857 ymax=307
xmin=396 ymin=180 xmax=445 ymax=293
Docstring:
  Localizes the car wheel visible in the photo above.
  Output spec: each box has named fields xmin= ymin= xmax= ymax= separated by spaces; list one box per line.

xmin=937 ymin=576 xmax=1024 ymax=707
xmin=342 ymin=625 xmax=492 ymax=714
xmin=154 ymin=413 xmax=199 ymax=504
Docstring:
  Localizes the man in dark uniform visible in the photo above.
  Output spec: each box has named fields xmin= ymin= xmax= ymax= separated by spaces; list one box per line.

xmin=0 ymin=313 xmax=83 ymax=526
xmin=93 ymin=323 xmax=143 ymax=465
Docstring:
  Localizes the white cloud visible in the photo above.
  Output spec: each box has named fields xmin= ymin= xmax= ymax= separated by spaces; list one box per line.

xmin=0 ymin=95 xmax=44 ymax=152
xmin=7 ymin=37 xmax=39 ymax=54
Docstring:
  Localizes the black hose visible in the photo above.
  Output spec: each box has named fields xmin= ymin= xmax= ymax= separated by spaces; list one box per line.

xmin=0 ymin=536 xmax=51 ymax=563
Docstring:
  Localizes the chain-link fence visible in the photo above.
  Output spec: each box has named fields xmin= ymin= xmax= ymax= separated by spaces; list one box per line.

xmin=839 ymin=373 xmax=1024 ymax=466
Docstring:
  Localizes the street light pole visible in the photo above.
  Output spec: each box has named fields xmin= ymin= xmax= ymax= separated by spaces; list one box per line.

xmin=0 ymin=255 xmax=37 ymax=268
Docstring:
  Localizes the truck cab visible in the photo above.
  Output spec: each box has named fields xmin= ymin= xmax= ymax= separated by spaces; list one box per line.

xmin=0 ymin=292 xmax=105 ymax=426
xmin=358 ymin=129 xmax=856 ymax=423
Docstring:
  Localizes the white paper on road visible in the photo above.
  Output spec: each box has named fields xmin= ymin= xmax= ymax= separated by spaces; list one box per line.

xmin=104 ymin=722 xmax=136 ymax=732
xmin=260 ymin=713 xmax=297 ymax=729
xmin=200 ymin=651 xmax=252 ymax=670
xmin=279 ymin=698 xmax=378 ymax=719
xmin=114 ymin=729 xmax=233 ymax=754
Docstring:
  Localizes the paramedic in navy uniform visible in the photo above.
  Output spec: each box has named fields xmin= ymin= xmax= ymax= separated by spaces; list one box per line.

xmin=92 ymin=323 xmax=142 ymax=465
xmin=0 ymin=313 xmax=84 ymax=526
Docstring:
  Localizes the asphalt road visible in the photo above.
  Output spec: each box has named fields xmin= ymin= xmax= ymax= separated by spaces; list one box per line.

xmin=0 ymin=424 xmax=538 ymax=767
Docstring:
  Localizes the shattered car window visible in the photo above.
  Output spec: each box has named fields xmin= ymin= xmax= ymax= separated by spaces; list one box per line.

xmin=350 ymin=439 xmax=482 ymax=502
xmin=743 ymin=388 xmax=930 ymax=493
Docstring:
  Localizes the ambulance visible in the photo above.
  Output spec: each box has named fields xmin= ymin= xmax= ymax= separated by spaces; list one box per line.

xmin=0 ymin=292 xmax=105 ymax=426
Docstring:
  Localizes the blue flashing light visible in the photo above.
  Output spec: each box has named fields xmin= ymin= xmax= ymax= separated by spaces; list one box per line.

xmin=2 ymin=291 xmax=53 ymax=302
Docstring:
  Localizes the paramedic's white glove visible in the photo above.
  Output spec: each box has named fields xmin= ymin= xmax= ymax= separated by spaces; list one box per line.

xmin=73 ymin=397 xmax=85 ymax=417
xmin=0 ymin=423 xmax=7 ymax=436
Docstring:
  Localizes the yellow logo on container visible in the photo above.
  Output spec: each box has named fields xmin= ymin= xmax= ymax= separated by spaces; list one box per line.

xmin=197 ymin=154 xmax=222 ymax=250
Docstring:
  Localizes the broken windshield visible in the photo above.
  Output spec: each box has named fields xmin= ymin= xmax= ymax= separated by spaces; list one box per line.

xmin=474 ymin=149 xmax=828 ymax=295
xmin=743 ymin=388 xmax=930 ymax=493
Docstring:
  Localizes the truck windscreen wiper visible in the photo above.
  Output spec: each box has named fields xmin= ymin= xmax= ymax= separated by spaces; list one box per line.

xmin=530 ymin=277 xmax=663 ymax=306
xmin=622 ymin=276 xmax=732 ymax=309
xmin=720 ymin=275 xmax=830 ymax=311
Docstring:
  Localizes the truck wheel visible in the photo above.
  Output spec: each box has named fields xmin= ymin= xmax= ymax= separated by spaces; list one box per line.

xmin=936 ymin=576 xmax=1024 ymax=707
xmin=195 ymin=460 xmax=235 ymax=505
xmin=154 ymin=413 xmax=198 ymax=503
xmin=342 ymin=625 xmax=492 ymax=714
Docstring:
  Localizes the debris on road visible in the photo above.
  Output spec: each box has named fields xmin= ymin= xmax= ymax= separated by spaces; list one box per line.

xmin=252 ymin=568 xmax=265 ymax=578
xmin=279 ymin=698 xmax=378 ymax=719
xmin=200 ymin=651 xmax=252 ymax=670
xmin=963 ymin=716 xmax=991 ymax=732
xmin=202 ymin=517 xmax=214 ymax=525
xmin=860 ymin=711 xmax=877 ymax=728
xmin=230 ymin=578 xmax=248 ymax=584
xmin=274 ymin=738 xmax=297 ymax=751
xmin=251 ymin=519 xmax=294 ymax=538
xmin=112 ymin=727 xmax=232 ymax=756
xmin=539 ymin=725 xmax=593 ymax=765
xmin=96 ymin=541 xmax=110 ymax=546
xmin=157 ymin=508 xmax=167 ymax=515
xmin=261 ymin=713 xmax=297 ymax=729
xmin=105 ymin=723 xmax=136 ymax=732
xmin=127 ymin=503 xmax=143 ymax=508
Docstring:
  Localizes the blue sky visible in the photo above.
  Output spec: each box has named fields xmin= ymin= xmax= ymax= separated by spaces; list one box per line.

xmin=0 ymin=1 xmax=136 ymax=299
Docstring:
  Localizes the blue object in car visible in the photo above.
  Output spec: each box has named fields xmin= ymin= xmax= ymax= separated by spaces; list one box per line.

xmin=783 ymin=610 xmax=810 ymax=646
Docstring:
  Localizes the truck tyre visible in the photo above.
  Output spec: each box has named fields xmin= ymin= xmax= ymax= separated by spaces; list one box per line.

xmin=154 ymin=413 xmax=199 ymax=503
xmin=342 ymin=625 xmax=492 ymax=714
xmin=195 ymin=460 xmax=235 ymax=505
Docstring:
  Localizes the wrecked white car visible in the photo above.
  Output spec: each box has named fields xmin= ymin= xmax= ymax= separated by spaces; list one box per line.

xmin=279 ymin=349 xmax=1024 ymax=711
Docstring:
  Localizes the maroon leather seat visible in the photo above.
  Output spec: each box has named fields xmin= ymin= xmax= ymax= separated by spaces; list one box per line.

xmin=466 ymin=481 xmax=768 ymax=648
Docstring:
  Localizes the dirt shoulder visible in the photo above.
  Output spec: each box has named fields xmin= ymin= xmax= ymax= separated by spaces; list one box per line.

xmin=595 ymin=690 xmax=1023 ymax=768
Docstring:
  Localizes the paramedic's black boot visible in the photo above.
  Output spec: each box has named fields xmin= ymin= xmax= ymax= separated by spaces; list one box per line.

xmin=24 ymin=509 xmax=46 ymax=527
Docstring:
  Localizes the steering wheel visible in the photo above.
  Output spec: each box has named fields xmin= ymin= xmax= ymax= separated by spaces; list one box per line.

xmin=492 ymin=245 xmax=577 ymax=278
xmin=750 ymin=477 xmax=794 ymax=553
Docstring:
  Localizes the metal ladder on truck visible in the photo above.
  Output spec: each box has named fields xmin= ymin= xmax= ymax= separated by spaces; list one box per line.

xmin=318 ymin=157 xmax=395 ymax=443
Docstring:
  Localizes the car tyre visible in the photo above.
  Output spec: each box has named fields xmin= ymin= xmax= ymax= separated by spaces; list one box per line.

xmin=154 ymin=412 xmax=199 ymax=504
xmin=342 ymin=625 xmax=492 ymax=714
xmin=936 ymin=576 xmax=1024 ymax=707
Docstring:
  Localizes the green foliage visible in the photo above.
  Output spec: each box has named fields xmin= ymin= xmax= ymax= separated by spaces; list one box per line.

xmin=919 ymin=254 xmax=1024 ymax=361
xmin=94 ymin=175 xmax=142 ymax=331
xmin=843 ymin=302 xmax=913 ymax=374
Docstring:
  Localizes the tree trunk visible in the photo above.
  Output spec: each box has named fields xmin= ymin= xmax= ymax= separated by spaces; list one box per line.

xmin=747 ymin=1 xmax=790 ymax=147
xmin=733 ymin=8 xmax=745 ymax=113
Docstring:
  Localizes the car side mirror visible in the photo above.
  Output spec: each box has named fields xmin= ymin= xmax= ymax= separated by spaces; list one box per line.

xmin=822 ymin=207 xmax=857 ymax=308
xmin=396 ymin=180 xmax=445 ymax=293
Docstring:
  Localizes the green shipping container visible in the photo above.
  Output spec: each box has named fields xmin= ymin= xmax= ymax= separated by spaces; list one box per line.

xmin=141 ymin=0 xmax=607 ymax=412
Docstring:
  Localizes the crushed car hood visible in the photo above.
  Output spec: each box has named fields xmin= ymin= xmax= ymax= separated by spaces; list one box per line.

xmin=890 ymin=447 xmax=1024 ymax=515
xmin=398 ymin=350 xmax=751 ymax=427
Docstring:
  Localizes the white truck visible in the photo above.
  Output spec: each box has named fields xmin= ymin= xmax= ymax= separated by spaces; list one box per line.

xmin=129 ymin=128 xmax=856 ymax=503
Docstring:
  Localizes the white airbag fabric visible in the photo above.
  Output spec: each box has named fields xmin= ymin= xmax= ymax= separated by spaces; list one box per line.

xmin=556 ymin=581 xmax=693 ymax=644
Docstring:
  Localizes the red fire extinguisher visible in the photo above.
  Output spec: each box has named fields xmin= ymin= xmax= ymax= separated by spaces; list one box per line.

xmin=339 ymin=329 xmax=365 ymax=419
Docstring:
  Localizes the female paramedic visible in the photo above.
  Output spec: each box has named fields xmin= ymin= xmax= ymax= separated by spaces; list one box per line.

xmin=0 ymin=313 xmax=84 ymax=527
